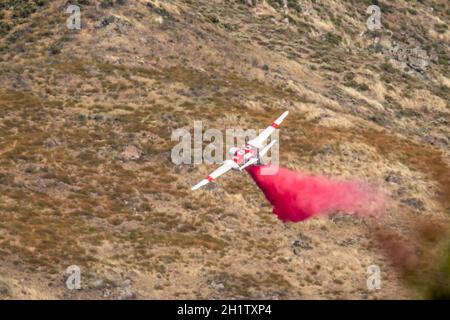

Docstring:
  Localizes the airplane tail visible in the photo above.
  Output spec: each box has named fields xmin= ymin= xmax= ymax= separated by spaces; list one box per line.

xmin=259 ymin=140 xmax=277 ymax=160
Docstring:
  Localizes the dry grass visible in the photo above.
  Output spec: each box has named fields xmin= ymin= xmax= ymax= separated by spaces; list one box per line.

xmin=0 ymin=0 xmax=448 ymax=299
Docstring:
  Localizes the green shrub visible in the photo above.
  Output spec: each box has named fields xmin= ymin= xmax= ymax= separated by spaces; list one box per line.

xmin=100 ymin=0 xmax=114 ymax=8
xmin=49 ymin=39 xmax=63 ymax=55
xmin=434 ymin=23 xmax=448 ymax=34
xmin=0 ymin=22 xmax=11 ymax=37
xmin=324 ymin=32 xmax=342 ymax=46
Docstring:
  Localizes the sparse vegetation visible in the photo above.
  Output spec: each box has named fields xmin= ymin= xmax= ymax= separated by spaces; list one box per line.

xmin=0 ymin=0 xmax=448 ymax=300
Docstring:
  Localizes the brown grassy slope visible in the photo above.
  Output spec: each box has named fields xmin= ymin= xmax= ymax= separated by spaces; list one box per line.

xmin=0 ymin=0 xmax=448 ymax=299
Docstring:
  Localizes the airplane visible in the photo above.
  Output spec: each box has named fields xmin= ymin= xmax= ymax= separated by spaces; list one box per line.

xmin=191 ymin=111 xmax=289 ymax=190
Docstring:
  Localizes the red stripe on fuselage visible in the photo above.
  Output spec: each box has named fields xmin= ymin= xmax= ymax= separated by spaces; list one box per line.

xmin=207 ymin=176 xmax=213 ymax=182
xmin=271 ymin=122 xmax=279 ymax=129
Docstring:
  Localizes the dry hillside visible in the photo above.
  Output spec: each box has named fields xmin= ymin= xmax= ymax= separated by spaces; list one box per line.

xmin=0 ymin=0 xmax=449 ymax=299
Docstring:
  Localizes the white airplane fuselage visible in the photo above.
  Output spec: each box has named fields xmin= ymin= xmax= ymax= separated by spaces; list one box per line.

xmin=228 ymin=146 xmax=256 ymax=168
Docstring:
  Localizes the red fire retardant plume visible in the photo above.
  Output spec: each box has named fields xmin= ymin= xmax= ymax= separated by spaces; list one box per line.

xmin=246 ymin=165 xmax=385 ymax=222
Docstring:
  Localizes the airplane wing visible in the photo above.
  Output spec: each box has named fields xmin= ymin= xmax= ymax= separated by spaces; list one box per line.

xmin=239 ymin=157 xmax=259 ymax=171
xmin=248 ymin=111 xmax=288 ymax=149
xmin=259 ymin=139 xmax=277 ymax=159
xmin=191 ymin=160 xmax=236 ymax=190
